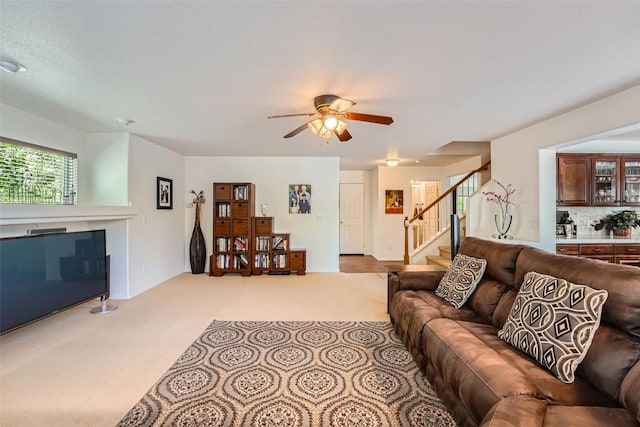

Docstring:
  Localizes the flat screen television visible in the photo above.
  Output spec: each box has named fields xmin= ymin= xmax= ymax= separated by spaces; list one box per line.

xmin=0 ymin=229 xmax=108 ymax=334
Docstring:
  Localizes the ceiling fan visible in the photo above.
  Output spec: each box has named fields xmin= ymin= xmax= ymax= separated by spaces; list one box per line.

xmin=268 ymin=94 xmax=394 ymax=142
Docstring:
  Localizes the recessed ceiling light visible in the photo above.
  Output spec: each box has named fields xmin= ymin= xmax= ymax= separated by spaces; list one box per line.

xmin=415 ymin=160 xmax=421 ymax=163
xmin=0 ymin=59 xmax=27 ymax=73
xmin=115 ymin=118 xmax=135 ymax=126
xmin=385 ymin=158 xmax=399 ymax=167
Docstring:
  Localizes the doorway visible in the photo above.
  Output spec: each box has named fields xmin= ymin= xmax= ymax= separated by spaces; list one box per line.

xmin=411 ymin=181 xmax=440 ymax=247
xmin=339 ymin=183 xmax=365 ymax=254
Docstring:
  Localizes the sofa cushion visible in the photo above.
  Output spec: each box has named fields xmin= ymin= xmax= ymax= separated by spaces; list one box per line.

xmin=498 ymin=271 xmax=608 ymax=383
xmin=515 ymin=246 xmax=640 ymax=339
xmin=436 ymin=253 xmax=487 ymax=308
xmin=576 ymin=325 xmax=640 ymax=401
xmin=422 ymin=318 xmax=543 ymax=424
xmin=459 ymin=237 xmax=526 ymax=287
xmin=453 ymin=321 xmax=619 ymax=407
xmin=620 ymin=361 xmax=640 ymax=424
xmin=390 ymin=290 xmax=485 ymax=355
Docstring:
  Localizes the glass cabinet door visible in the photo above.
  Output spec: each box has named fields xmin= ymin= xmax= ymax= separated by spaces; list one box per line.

xmin=593 ymin=159 xmax=618 ymax=205
xmin=623 ymin=159 xmax=640 ymax=205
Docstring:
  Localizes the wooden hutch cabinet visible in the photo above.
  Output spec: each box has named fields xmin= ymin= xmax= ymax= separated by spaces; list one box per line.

xmin=557 ymin=154 xmax=591 ymax=206
xmin=210 ymin=182 xmax=255 ymax=277
xmin=557 ymin=154 xmax=640 ymax=207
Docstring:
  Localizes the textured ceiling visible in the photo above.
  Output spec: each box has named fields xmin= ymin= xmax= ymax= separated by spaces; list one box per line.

xmin=1 ymin=1 xmax=639 ymax=170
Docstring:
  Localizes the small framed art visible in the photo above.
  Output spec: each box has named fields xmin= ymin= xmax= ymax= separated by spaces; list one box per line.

xmin=157 ymin=177 xmax=173 ymax=210
xmin=385 ymin=189 xmax=403 ymax=214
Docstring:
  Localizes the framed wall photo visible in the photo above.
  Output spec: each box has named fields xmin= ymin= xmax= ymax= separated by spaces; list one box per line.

xmin=157 ymin=177 xmax=173 ymax=210
xmin=385 ymin=189 xmax=403 ymax=214
xmin=288 ymin=184 xmax=311 ymax=214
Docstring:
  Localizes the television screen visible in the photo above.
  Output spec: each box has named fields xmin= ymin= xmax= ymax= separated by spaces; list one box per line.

xmin=0 ymin=229 xmax=108 ymax=334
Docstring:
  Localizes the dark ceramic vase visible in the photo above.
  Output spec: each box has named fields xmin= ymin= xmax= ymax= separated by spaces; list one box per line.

xmin=190 ymin=203 xmax=206 ymax=274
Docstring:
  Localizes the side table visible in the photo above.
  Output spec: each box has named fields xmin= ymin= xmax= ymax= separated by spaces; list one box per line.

xmin=385 ymin=264 xmax=446 ymax=313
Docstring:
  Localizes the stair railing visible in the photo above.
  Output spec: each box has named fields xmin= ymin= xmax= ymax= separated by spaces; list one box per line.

xmin=403 ymin=160 xmax=491 ymax=264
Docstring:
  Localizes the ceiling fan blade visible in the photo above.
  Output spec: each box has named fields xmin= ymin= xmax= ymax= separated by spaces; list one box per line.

xmin=329 ymin=97 xmax=356 ymax=113
xmin=345 ymin=112 xmax=394 ymax=125
xmin=283 ymin=121 xmax=312 ymax=138
xmin=335 ymin=128 xmax=352 ymax=142
xmin=268 ymin=113 xmax=315 ymax=119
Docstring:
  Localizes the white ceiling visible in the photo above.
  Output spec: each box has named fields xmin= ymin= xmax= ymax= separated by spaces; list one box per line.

xmin=1 ymin=1 xmax=639 ymax=170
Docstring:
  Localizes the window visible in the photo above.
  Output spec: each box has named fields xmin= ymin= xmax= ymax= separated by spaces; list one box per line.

xmin=450 ymin=173 xmax=478 ymax=213
xmin=0 ymin=137 xmax=77 ymax=205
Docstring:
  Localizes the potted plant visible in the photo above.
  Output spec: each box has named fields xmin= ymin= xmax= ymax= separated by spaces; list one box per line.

xmin=593 ymin=210 xmax=640 ymax=237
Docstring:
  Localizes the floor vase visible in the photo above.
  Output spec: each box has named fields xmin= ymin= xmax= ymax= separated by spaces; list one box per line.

xmin=190 ymin=204 xmax=206 ymax=274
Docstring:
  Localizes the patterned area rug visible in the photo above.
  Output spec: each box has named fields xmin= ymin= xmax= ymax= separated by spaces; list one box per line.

xmin=117 ymin=321 xmax=457 ymax=426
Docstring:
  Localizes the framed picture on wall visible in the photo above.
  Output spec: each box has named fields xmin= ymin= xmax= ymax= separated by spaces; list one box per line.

xmin=288 ymin=184 xmax=311 ymax=214
xmin=157 ymin=177 xmax=173 ymax=210
xmin=385 ymin=189 xmax=403 ymax=214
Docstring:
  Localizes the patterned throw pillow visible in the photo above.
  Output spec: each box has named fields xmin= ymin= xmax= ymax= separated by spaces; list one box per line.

xmin=497 ymin=271 xmax=608 ymax=383
xmin=435 ymin=254 xmax=487 ymax=308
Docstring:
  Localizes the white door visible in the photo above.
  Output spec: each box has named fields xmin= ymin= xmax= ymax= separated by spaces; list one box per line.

xmin=340 ymin=183 xmax=365 ymax=254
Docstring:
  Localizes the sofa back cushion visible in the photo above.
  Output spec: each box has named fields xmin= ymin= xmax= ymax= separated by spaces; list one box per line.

xmin=515 ymin=247 xmax=640 ymax=339
xmin=459 ymin=237 xmax=526 ymax=326
xmin=459 ymin=237 xmax=526 ymax=287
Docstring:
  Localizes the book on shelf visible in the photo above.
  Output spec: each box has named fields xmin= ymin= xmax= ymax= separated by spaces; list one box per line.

xmin=234 ymin=254 xmax=249 ymax=269
xmin=217 ymin=254 xmax=229 ymax=269
xmin=272 ymin=254 xmax=286 ymax=268
xmin=254 ymin=253 xmax=270 ymax=268
xmin=234 ymin=237 xmax=247 ymax=251
xmin=234 ymin=185 xmax=248 ymax=201
xmin=256 ymin=236 xmax=270 ymax=251
xmin=216 ymin=237 xmax=229 ymax=251
xmin=272 ymin=236 xmax=287 ymax=251
xmin=217 ymin=203 xmax=230 ymax=217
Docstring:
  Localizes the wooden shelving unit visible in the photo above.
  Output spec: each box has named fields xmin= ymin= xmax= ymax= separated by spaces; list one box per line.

xmin=252 ymin=216 xmax=306 ymax=275
xmin=210 ymin=182 xmax=255 ymax=277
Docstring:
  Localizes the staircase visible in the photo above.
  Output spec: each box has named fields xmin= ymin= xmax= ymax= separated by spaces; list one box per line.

xmin=426 ymin=245 xmax=453 ymax=268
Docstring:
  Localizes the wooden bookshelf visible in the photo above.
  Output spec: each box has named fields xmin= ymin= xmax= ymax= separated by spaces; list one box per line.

xmin=210 ymin=182 xmax=255 ymax=276
xmin=252 ymin=217 xmax=306 ymax=275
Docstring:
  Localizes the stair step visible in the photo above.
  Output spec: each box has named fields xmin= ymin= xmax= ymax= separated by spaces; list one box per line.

xmin=426 ymin=255 xmax=452 ymax=268
xmin=438 ymin=245 xmax=452 ymax=258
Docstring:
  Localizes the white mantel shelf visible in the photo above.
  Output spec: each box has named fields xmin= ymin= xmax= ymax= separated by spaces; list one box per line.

xmin=0 ymin=205 xmax=138 ymax=226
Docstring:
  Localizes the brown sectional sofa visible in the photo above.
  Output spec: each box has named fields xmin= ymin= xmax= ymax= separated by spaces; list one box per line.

xmin=389 ymin=237 xmax=640 ymax=426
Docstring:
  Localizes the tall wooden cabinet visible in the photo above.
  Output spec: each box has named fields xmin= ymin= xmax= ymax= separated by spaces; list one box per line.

xmin=210 ymin=182 xmax=255 ymax=277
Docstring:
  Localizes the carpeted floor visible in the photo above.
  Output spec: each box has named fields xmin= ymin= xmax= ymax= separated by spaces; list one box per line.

xmin=117 ymin=321 xmax=456 ymax=427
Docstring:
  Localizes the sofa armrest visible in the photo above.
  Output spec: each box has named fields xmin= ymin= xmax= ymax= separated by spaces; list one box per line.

xmin=387 ymin=270 xmax=446 ymax=312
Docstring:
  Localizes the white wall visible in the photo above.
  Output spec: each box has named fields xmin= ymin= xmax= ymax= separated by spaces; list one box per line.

xmin=127 ymin=134 xmax=185 ymax=297
xmin=86 ymin=133 xmax=129 ymax=206
xmin=489 ymin=84 xmax=640 ymax=250
xmin=185 ymin=156 xmax=340 ymax=272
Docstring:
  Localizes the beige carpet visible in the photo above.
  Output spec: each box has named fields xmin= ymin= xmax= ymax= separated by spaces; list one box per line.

xmin=0 ymin=272 xmax=390 ymax=427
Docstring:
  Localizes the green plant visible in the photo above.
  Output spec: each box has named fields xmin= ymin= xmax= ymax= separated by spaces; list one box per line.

xmin=593 ymin=210 xmax=640 ymax=232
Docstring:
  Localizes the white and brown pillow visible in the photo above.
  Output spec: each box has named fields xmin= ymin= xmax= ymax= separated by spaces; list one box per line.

xmin=497 ymin=271 xmax=608 ymax=383
xmin=435 ymin=253 xmax=487 ymax=308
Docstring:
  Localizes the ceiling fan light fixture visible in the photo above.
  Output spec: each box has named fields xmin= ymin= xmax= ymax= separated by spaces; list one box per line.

xmin=308 ymin=119 xmax=331 ymax=139
xmin=386 ymin=158 xmax=399 ymax=167
xmin=335 ymin=120 xmax=347 ymax=134
xmin=323 ymin=115 xmax=338 ymax=131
